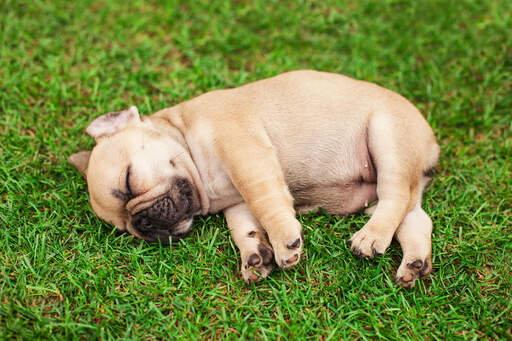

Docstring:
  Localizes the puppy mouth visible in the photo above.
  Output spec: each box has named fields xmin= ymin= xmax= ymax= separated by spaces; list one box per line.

xmin=130 ymin=178 xmax=198 ymax=243
xmin=132 ymin=217 xmax=193 ymax=244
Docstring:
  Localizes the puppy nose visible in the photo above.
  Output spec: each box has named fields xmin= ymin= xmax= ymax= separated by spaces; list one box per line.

xmin=147 ymin=196 xmax=177 ymax=222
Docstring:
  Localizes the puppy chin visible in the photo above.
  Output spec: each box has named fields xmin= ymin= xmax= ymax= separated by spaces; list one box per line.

xmin=126 ymin=218 xmax=194 ymax=244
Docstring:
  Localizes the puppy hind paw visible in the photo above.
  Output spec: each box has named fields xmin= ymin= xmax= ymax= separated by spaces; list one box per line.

xmin=242 ymin=264 xmax=273 ymax=284
xmin=395 ymin=258 xmax=432 ymax=288
xmin=241 ymin=242 xmax=274 ymax=284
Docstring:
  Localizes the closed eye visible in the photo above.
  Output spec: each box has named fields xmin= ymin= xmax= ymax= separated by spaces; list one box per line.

xmin=111 ymin=166 xmax=134 ymax=202
xmin=125 ymin=165 xmax=133 ymax=197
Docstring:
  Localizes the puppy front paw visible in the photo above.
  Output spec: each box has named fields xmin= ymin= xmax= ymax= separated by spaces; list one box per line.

xmin=241 ymin=242 xmax=274 ymax=284
xmin=349 ymin=224 xmax=392 ymax=258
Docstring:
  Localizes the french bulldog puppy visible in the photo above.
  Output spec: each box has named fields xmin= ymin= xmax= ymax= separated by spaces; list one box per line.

xmin=69 ymin=70 xmax=439 ymax=288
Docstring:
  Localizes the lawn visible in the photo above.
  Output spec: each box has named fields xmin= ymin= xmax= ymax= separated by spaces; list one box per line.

xmin=1 ymin=0 xmax=511 ymax=339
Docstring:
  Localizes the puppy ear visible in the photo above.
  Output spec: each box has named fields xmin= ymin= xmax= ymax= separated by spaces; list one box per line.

xmin=68 ymin=151 xmax=91 ymax=179
xmin=86 ymin=106 xmax=141 ymax=140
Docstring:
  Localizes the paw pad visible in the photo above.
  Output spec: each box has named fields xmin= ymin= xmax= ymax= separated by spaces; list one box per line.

xmin=285 ymin=254 xmax=299 ymax=264
xmin=248 ymin=270 xmax=262 ymax=282
xmin=247 ymin=254 xmax=261 ymax=267
xmin=258 ymin=244 xmax=273 ymax=264
xmin=287 ymin=238 xmax=301 ymax=249
xmin=408 ymin=259 xmax=423 ymax=270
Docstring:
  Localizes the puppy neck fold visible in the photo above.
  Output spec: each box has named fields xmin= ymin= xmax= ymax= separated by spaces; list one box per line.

xmin=149 ymin=105 xmax=211 ymax=215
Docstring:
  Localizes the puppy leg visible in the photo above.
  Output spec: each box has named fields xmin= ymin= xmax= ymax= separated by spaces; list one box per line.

xmin=215 ymin=124 xmax=302 ymax=269
xmin=224 ymin=203 xmax=274 ymax=283
xmin=394 ymin=205 xmax=433 ymax=288
xmin=395 ymin=176 xmax=433 ymax=288
xmin=350 ymin=114 xmax=418 ymax=257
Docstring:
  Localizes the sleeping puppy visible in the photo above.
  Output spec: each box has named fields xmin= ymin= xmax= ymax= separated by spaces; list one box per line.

xmin=69 ymin=70 xmax=439 ymax=288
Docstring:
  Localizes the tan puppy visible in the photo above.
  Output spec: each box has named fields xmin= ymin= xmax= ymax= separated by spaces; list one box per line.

xmin=69 ymin=70 xmax=439 ymax=288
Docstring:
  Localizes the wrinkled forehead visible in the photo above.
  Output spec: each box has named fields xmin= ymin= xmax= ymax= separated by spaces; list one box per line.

xmin=92 ymin=127 xmax=156 ymax=156
xmin=89 ymin=127 xmax=175 ymax=166
xmin=86 ymin=127 xmax=184 ymax=189
xmin=87 ymin=130 xmax=139 ymax=180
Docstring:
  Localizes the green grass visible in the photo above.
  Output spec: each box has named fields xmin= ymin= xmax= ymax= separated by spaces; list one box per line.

xmin=1 ymin=0 xmax=511 ymax=339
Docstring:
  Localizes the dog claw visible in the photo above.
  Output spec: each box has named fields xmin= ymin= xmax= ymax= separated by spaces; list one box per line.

xmin=352 ymin=248 xmax=362 ymax=257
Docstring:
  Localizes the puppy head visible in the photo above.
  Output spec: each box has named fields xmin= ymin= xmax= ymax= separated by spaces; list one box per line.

xmin=69 ymin=106 xmax=203 ymax=244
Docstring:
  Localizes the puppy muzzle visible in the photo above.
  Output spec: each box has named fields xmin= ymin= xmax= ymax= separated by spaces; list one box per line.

xmin=130 ymin=178 xmax=197 ymax=243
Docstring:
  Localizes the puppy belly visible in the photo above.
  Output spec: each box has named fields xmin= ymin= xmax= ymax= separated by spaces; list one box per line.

xmin=293 ymin=182 xmax=377 ymax=215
